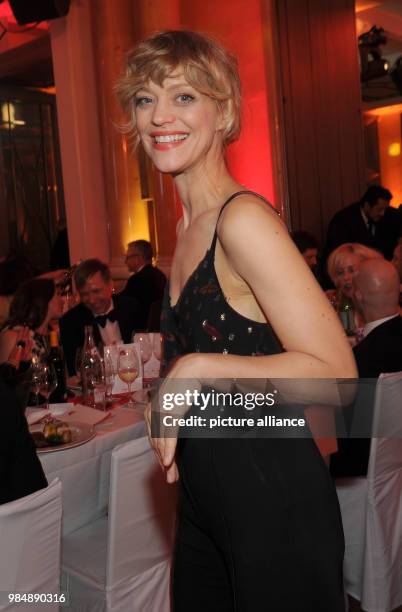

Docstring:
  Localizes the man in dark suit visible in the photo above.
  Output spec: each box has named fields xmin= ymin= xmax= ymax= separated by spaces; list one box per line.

xmin=60 ymin=259 xmax=146 ymax=375
xmin=323 ymin=185 xmax=401 ymax=263
xmin=120 ymin=240 xmax=166 ymax=330
xmin=330 ymin=258 xmax=402 ymax=477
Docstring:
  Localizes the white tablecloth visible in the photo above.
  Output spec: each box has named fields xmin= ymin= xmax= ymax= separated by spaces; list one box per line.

xmin=39 ymin=407 xmax=146 ymax=535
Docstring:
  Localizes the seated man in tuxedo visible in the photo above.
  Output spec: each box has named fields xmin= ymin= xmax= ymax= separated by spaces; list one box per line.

xmin=60 ymin=259 xmax=146 ymax=375
xmin=323 ymin=185 xmax=401 ymax=266
xmin=120 ymin=240 xmax=166 ymax=330
xmin=330 ymin=258 xmax=402 ymax=477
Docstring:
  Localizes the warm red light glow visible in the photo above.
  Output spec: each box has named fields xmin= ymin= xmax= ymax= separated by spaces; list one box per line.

xmin=179 ymin=0 xmax=276 ymax=206
xmin=0 ymin=1 xmax=48 ymax=29
xmin=365 ymin=104 xmax=402 ymax=206
xmin=0 ymin=1 xmax=15 ymax=21
xmin=365 ymin=103 xmax=402 ymax=117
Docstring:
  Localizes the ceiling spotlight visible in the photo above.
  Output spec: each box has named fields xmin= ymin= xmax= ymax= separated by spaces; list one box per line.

xmin=359 ymin=26 xmax=389 ymax=82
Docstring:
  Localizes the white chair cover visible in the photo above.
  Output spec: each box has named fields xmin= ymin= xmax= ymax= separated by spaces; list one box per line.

xmin=0 ymin=478 xmax=62 ymax=611
xmin=336 ymin=371 xmax=402 ymax=611
xmin=62 ymin=436 xmax=177 ymax=611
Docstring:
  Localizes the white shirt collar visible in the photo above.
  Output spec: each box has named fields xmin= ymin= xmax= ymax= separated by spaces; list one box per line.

xmin=363 ymin=313 xmax=399 ymax=338
xmin=134 ymin=264 xmax=146 ymax=274
xmin=95 ymin=300 xmax=114 ymax=317
xmin=360 ymin=207 xmax=370 ymax=228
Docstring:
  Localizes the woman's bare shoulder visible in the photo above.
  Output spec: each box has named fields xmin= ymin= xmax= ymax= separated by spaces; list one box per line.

xmin=217 ymin=193 xmax=286 ymax=244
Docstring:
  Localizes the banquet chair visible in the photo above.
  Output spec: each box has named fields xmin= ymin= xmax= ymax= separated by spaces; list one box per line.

xmin=336 ymin=371 xmax=402 ymax=612
xmin=0 ymin=478 xmax=62 ymax=612
xmin=62 ymin=435 xmax=177 ymax=611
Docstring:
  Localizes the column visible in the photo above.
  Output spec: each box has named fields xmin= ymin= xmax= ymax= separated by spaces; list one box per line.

xmin=90 ymin=0 xmax=180 ymax=279
xmin=49 ymin=0 xmax=109 ymax=264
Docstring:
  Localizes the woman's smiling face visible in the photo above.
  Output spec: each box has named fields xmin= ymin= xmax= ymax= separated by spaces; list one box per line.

xmin=134 ymin=74 xmax=224 ymax=175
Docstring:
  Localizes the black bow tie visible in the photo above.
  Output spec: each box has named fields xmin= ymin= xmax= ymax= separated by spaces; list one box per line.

xmin=95 ymin=310 xmax=117 ymax=328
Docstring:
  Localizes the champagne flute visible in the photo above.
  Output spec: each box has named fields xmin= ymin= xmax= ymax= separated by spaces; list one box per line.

xmin=117 ymin=347 xmax=139 ymax=408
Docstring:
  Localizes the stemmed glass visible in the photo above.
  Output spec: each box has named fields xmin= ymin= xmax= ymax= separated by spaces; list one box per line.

xmin=30 ymin=356 xmax=44 ymax=408
xmin=152 ymin=333 xmax=162 ymax=361
xmin=37 ymin=361 xmax=58 ymax=411
xmin=133 ymin=333 xmax=152 ymax=367
xmin=117 ymin=347 xmax=139 ymax=408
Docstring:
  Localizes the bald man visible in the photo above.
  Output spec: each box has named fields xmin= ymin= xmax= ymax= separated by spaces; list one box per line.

xmin=352 ymin=258 xmax=402 ymax=377
xmin=330 ymin=259 xmax=402 ymax=478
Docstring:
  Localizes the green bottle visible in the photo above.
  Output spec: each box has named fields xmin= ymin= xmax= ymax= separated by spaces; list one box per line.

xmin=338 ymin=295 xmax=356 ymax=337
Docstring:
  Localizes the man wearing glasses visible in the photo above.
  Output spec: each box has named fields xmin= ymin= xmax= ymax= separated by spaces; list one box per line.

xmin=121 ymin=240 xmax=166 ymax=331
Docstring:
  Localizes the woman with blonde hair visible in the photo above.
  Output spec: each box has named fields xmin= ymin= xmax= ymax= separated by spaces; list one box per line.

xmin=327 ymin=242 xmax=383 ymax=301
xmin=117 ymin=30 xmax=356 ymax=611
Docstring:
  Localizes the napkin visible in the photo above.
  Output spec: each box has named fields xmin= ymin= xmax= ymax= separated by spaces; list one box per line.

xmin=61 ymin=404 xmax=111 ymax=426
xmin=26 ymin=409 xmax=50 ymax=426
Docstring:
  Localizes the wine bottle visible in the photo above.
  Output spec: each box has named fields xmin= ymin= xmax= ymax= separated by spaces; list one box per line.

xmin=48 ymin=330 xmax=67 ymax=402
xmin=81 ymin=325 xmax=105 ymax=408
xmin=337 ymin=295 xmax=356 ymax=337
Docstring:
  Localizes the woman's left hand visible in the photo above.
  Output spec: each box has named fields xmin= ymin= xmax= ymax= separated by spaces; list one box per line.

xmin=145 ymin=353 xmax=205 ymax=483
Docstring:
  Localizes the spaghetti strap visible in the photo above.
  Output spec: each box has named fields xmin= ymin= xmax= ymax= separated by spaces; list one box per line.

xmin=210 ymin=189 xmax=274 ymax=252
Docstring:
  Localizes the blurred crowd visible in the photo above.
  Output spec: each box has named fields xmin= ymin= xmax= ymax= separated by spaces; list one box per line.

xmin=1 ymin=184 xmax=401 ymax=504
xmin=0 ymin=239 xmax=166 ymax=504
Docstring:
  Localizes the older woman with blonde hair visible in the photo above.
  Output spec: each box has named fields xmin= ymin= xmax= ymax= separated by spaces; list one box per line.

xmin=327 ymin=242 xmax=383 ymax=300
xmin=117 ymin=30 xmax=356 ymax=611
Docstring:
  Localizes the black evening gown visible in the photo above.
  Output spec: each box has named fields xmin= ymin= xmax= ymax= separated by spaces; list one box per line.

xmin=161 ymin=192 xmax=345 ymax=612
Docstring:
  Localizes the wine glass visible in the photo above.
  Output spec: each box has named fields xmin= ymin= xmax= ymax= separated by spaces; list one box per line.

xmin=117 ymin=347 xmax=139 ymax=408
xmin=38 ymin=362 xmax=58 ymax=412
xmin=133 ymin=333 xmax=152 ymax=366
xmin=30 ymin=356 xmax=44 ymax=408
xmin=152 ymin=333 xmax=162 ymax=361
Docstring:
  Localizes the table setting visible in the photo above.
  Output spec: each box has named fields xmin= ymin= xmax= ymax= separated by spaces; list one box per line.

xmin=24 ymin=333 xmax=161 ymax=534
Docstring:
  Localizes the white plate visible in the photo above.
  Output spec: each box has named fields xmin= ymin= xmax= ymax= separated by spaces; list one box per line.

xmin=30 ymin=420 xmax=96 ymax=454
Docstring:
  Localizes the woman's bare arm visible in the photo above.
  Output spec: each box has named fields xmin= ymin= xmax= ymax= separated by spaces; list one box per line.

xmin=147 ymin=196 xmax=357 ymax=481
xmin=176 ymin=195 xmax=357 ymax=381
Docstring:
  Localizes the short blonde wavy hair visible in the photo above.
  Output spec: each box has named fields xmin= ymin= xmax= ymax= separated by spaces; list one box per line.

xmin=115 ymin=30 xmax=241 ymax=147
xmin=327 ymin=243 xmax=383 ymax=284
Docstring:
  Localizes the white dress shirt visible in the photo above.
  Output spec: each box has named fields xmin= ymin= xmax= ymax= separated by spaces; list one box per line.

xmin=96 ymin=304 xmax=122 ymax=346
